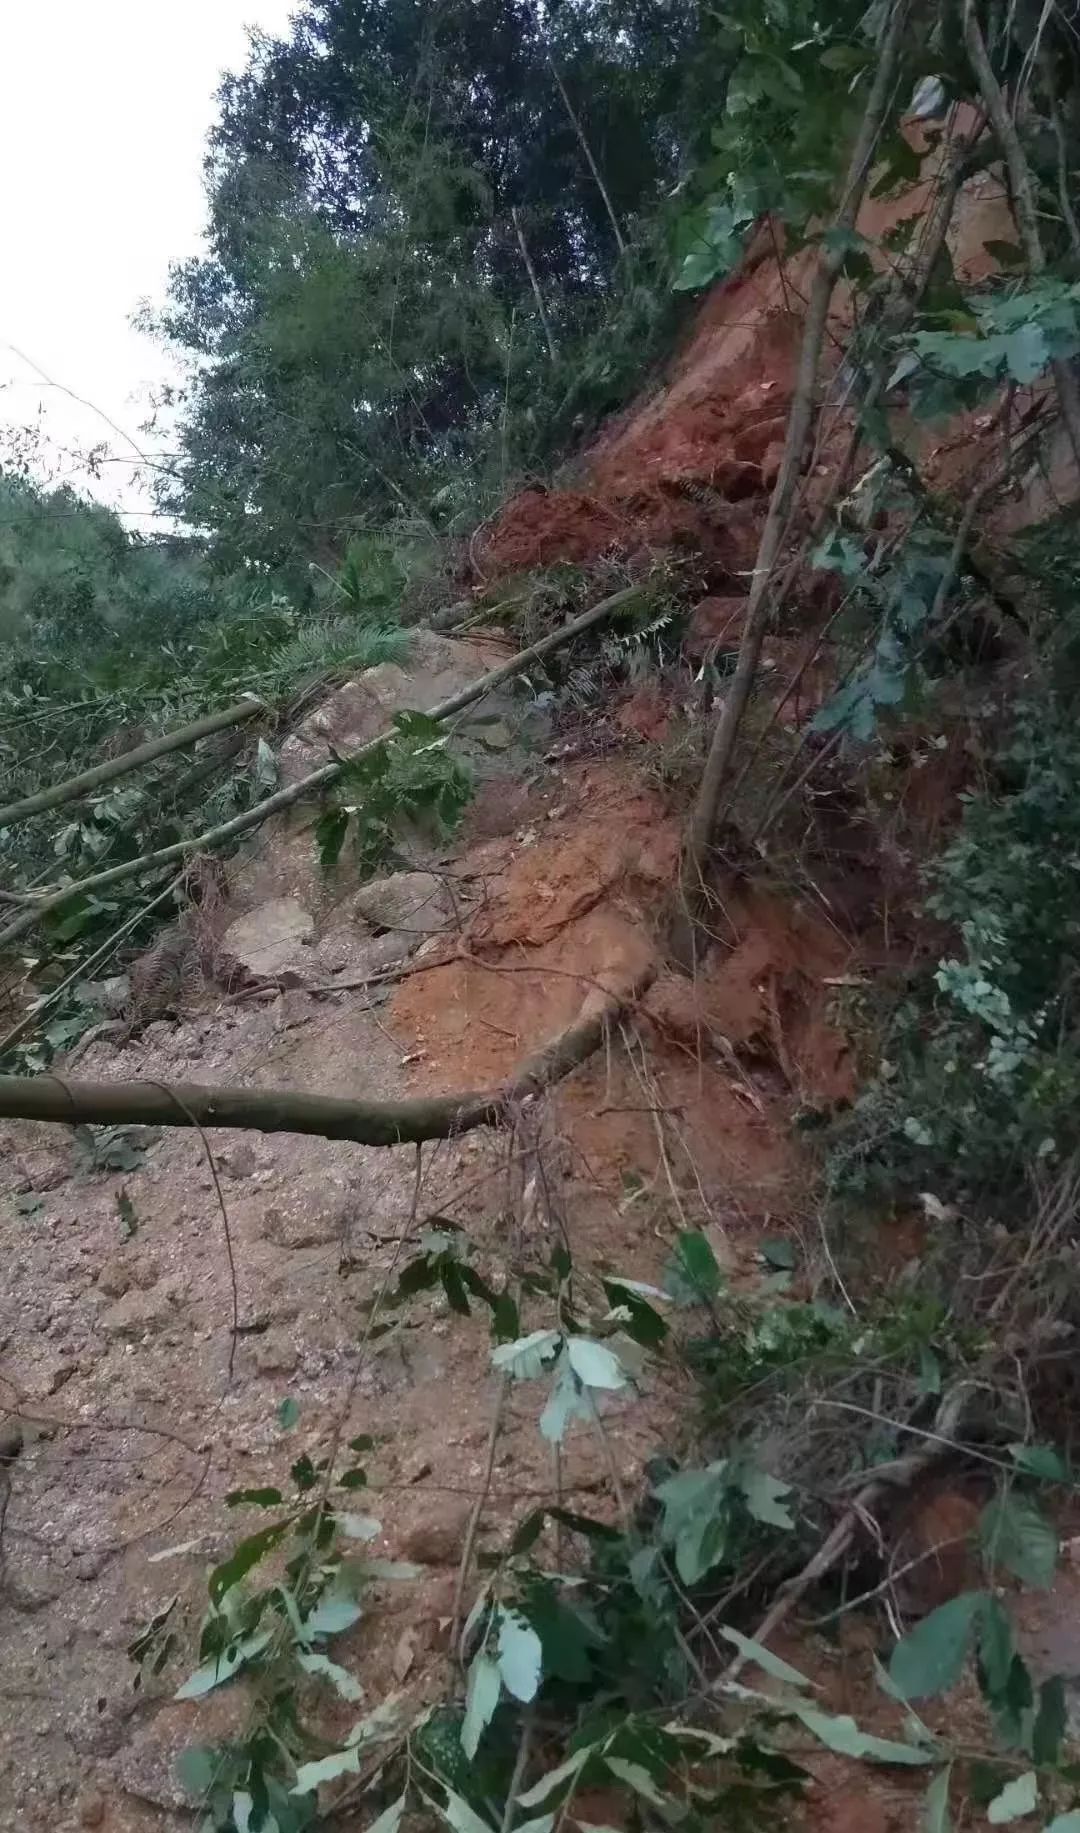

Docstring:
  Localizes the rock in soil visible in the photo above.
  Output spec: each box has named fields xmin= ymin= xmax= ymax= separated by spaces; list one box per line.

xmin=400 ymin=1500 xmax=472 ymax=1566
xmin=220 ymin=897 xmax=314 ymax=978
xmin=352 ymin=869 xmax=452 ymax=938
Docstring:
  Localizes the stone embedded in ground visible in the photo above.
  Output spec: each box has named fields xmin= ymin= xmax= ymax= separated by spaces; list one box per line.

xmin=254 ymin=1330 xmax=299 ymax=1375
xmin=351 ymin=869 xmax=452 ymax=937
xmin=97 ymin=1286 xmax=177 ymax=1340
xmin=399 ymin=1499 xmax=472 ymax=1565
xmin=114 ymin=1694 xmax=248 ymax=1810
xmin=95 ymin=1255 xmax=131 ymax=1299
xmin=261 ymin=1198 xmax=347 ymax=1250
xmin=220 ymin=897 xmax=315 ymax=978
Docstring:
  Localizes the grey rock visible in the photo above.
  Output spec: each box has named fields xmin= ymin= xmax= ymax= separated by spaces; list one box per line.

xmin=98 ymin=1288 xmax=175 ymax=1340
xmin=351 ymin=870 xmax=451 ymax=938
xmin=95 ymin=1257 xmax=131 ymax=1299
xmin=254 ymin=1331 xmax=299 ymax=1376
xmin=217 ymin=1142 xmax=258 ymax=1180
xmin=261 ymin=1200 xmax=345 ymax=1251
xmin=221 ymin=898 xmax=314 ymax=978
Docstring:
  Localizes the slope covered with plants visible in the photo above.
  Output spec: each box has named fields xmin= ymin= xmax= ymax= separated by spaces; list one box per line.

xmin=6 ymin=3 xmax=1080 ymax=1831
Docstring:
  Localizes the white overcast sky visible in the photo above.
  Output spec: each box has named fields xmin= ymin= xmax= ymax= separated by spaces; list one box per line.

xmin=0 ymin=0 xmax=298 ymax=523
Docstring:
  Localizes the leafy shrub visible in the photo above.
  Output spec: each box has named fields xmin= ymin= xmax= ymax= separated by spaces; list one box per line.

xmin=830 ymin=525 xmax=1080 ymax=1205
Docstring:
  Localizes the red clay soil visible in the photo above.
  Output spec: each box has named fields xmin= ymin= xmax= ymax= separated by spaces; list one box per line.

xmin=391 ymin=758 xmax=856 ymax=1264
xmin=475 ymin=110 xmax=1050 ymax=595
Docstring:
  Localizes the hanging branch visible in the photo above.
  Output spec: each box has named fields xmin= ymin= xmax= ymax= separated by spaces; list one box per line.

xmin=0 ymin=967 xmax=654 ymax=1147
xmin=0 ymin=585 xmax=646 ymax=955
xmin=961 ymin=0 xmax=1080 ymax=470
xmin=671 ymin=0 xmax=911 ymax=968
xmin=548 ymin=57 xmax=627 ymax=259
xmin=511 ymin=206 xmax=558 ymax=361
xmin=0 ymin=699 xmax=265 ymax=831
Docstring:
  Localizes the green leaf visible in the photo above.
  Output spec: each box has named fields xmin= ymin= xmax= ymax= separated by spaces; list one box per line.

xmin=497 ymin=1609 xmax=543 ymax=1702
xmin=441 ymin=1260 xmax=472 ymax=1317
xmin=664 ymin=1230 xmax=722 ymax=1304
xmin=986 ymin=1771 xmax=1038 ymax=1823
xmin=760 ymin=1237 xmax=796 ymax=1270
xmin=1002 ymin=324 xmax=1050 ymax=385
xmin=1033 ymin=1676 xmax=1066 ymax=1766
xmin=426 ymin=1787 xmax=496 ymax=1833
xmin=491 ymin=1291 xmax=520 ymax=1343
xmin=819 ymin=43 xmax=867 ymax=70
xmin=316 ymin=806 xmax=349 ymax=868
xmin=291 ymin=1454 xmax=318 ymax=1493
xmin=338 ymin=1468 xmax=368 ymax=1490
xmin=365 ymin=1792 xmax=407 ymax=1833
xmin=297 ymin=1651 xmax=364 ymax=1702
xmin=793 ymin=1706 xmax=934 ymax=1766
xmin=335 ymin=1512 xmax=381 ymax=1541
xmin=655 ymin=1461 xmax=731 ymax=1584
xmin=304 ymin=1585 xmax=364 ymax=1638
xmin=539 ymin=1360 xmax=592 ymax=1443
xmin=888 ymin=1593 xmax=983 ymax=1700
xmin=718 ymin=1626 xmax=811 ymax=1686
xmin=736 ymin=1464 xmax=795 ymax=1530
xmin=980 ymin=1495 xmax=1058 ymax=1588
xmin=491 ymin=1329 xmax=561 ymax=1380
xmin=225 ymin=1487 xmax=284 ymax=1509
xmin=208 ymin=1522 xmax=289 ymax=1606
xmin=461 ymin=1652 xmax=501 ymax=1759
xmin=564 ymin=1337 xmax=627 ymax=1390
xmin=978 ymin=1594 xmax=1014 ymax=1699
xmin=175 ymin=1745 xmax=219 ymax=1798
xmin=292 ymin=1747 xmax=362 ymax=1793
xmin=1008 ymin=1444 xmax=1068 ymax=1482
xmin=516 ymin=1748 xmax=592 ymax=1809
xmin=277 ymin=1398 xmax=299 ymax=1430
xmin=923 ymin=1765 xmax=953 ymax=1832
xmin=605 ymin=1758 xmax=672 ymax=1809
xmin=175 ymin=1629 xmax=272 ymax=1699
xmin=601 ymin=1280 xmax=667 ymax=1346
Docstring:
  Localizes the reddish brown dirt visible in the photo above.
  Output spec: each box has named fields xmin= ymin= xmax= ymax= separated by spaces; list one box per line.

xmin=392 ymin=757 xmax=856 ymax=1259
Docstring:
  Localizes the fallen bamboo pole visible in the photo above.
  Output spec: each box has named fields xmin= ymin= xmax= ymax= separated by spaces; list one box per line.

xmin=0 ymin=699 xmax=266 ymax=832
xmin=0 ymin=966 xmax=654 ymax=1147
xmin=0 ymin=585 xmax=645 ymax=953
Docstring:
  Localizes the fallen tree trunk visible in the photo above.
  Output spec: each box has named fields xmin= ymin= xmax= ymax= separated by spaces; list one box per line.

xmin=0 ymin=699 xmax=266 ymax=832
xmin=0 ymin=967 xmax=654 ymax=1147
xmin=0 ymin=585 xmax=645 ymax=954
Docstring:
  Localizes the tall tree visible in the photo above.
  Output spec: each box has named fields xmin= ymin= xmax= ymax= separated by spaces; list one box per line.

xmin=148 ymin=0 xmax=713 ymax=573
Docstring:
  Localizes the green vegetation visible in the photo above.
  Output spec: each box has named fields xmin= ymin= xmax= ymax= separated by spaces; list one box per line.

xmin=11 ymin=0 xmax=1080 ymax=1829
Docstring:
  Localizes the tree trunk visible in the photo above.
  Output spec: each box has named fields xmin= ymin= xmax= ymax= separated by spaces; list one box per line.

xmin=671 ymin=0 xmax=911 ymax=969
xmin=0 ymin=699 xmax=265 ymax=832
xmin=0 ymin=967 xmax=654 ymax=1147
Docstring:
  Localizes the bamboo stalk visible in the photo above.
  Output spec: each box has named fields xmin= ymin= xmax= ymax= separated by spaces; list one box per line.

xmin=0 ymin=967 xmax=654 ymax=1147
xmin=0 ymin=586 xmax=645 ymax=953
xmin=962 ymin=0 xmax=1080 ymax=470
xmin=672 ymin=0 xmax=911 ymax=967
xmin=0 ymin=699 xmax=265 ymax=831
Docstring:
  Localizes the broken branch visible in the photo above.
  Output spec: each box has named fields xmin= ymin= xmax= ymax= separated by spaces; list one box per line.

xmin=0 ymin=967 xmax=655 ymax=1147
xmin=0 ymin=699 xmax=265 ymax=832
xmin=0 ymin=585 xmax=645 ymax=954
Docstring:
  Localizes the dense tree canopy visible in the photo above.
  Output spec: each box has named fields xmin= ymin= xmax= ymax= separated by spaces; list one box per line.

xmin=148 ymin=0 xmax=717 ymax=577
